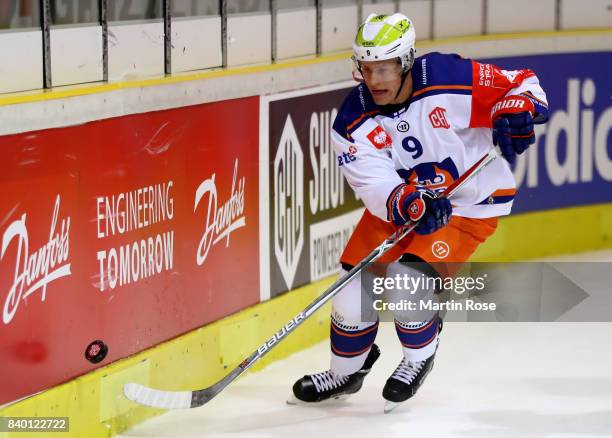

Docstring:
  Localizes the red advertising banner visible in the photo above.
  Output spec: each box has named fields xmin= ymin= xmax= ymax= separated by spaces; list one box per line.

xmin=0 ymin=97 xmax=260 ymax=405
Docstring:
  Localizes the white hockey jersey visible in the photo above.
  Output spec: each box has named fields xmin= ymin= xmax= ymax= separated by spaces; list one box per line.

xmin=331 ymin=52 xmax=548 ymax=221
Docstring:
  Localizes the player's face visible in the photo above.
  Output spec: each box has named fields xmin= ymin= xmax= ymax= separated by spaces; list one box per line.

xmin=360 ymin=60 xmax=404 ymax=105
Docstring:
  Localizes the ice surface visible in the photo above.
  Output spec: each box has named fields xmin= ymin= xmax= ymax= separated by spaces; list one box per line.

xmin=118 ymin=250 xmax=612 ymax=438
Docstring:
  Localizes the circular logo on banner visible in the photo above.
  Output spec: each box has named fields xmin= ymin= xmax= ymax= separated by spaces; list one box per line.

xmin=432 ymin=241 xmax=450 ymax=259
xmin=397 ymin=120 xmax=410 ymax=132
xmin=348 ymin=145 xmax=357 ymax=155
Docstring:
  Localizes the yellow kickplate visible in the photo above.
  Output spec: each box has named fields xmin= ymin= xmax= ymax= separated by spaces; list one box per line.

xmin=220 ymin=315 xmax=262 ymax=367
xmin=100 ymin=360 xmax=150 ymax=422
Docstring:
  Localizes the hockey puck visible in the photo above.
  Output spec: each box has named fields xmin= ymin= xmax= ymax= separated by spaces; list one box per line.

xmin=85 ymin=340 xmax=108 ymax=364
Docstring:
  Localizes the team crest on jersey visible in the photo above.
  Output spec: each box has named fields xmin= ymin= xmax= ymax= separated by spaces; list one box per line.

xmin=348 ymin=145 xmax=357 ymax=155
xmin=429 ymin=107 xmax=450 ymax=129
xmin=397 ymin=157 xmax=459 ymax=194
xmin=366 ymin=126 xmax=392 ymax=149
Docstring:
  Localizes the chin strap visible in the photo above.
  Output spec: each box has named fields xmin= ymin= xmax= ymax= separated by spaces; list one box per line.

xmin=394 ymin=69 xmax=411 ymax=101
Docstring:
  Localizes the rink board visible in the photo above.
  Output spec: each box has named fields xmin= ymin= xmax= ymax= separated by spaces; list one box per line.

xmin=0 ymin=96 xmax=262 ymax=406
xmin=472 ymin=202 xmax=612 ymax=261
xmin=0 ymin=276 xmax=333 ymax=437
xmin=0 ymin=31 xmax=611 ymax=437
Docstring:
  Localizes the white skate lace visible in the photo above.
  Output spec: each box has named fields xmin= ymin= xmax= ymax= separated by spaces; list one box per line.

xmin=391 ymin=358 xmax=425 ymax=385
xmin=311 ymin=371 xmax=350 ymax=393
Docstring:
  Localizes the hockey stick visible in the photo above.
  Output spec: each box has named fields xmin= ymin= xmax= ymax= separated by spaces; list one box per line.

xmin=124 ymin=147 xmax=500 ymax=409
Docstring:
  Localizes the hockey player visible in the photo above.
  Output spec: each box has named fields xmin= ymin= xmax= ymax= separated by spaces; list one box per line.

xmin=291 ymin=13 xmax=548 ymax=411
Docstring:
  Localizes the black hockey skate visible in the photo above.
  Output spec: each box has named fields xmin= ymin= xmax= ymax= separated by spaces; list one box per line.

xmin=382 ymin=353 xmax=436 ymax=413
xmin=289 ymin=344 xmax=381 ymax=404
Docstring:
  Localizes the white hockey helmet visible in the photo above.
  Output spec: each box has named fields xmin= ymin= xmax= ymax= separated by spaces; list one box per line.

xmin=352 ymin=13 xmax=416 ymax=74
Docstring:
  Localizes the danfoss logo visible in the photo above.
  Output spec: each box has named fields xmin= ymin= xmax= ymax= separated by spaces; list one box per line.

xmin=1 ymin=195 xmax=71 ymax=324
xmin=275 ymin=115 xmax=304 ymax=290
xmin=194 ymin=159 xmax=246 ymax=266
